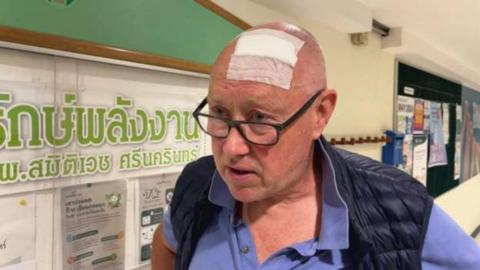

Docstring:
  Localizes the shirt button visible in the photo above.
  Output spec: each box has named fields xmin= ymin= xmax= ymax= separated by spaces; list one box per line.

xmin=240 ymin=246 xmax=249 ymax=254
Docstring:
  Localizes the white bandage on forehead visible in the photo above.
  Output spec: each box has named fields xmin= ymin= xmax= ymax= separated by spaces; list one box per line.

xmin=226 ymin=28 xmax=305 ymax=90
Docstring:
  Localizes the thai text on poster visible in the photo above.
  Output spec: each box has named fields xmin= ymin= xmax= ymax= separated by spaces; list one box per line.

xmin=61 ymin=181 xmax=127 ymax=270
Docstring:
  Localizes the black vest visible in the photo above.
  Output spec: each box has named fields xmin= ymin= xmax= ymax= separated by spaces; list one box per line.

xmin=170 ymin=138 xmax=433 ymax=270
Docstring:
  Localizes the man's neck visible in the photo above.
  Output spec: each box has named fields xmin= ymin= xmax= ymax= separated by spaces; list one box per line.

xmin=242 ymin=178 xmax=320 ymax=222
xmin=242 ymin=156 xmax=322 ymax=222
xmin=239 ymin=166 xmax=323 ymax=263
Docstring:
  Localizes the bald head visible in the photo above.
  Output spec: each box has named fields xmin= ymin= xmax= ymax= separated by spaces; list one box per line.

xmin=210 ymin=22 xmax=327 ymax=95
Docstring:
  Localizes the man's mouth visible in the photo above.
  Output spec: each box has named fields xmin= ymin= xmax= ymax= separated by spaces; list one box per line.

xmin=226 ymin=166 xmax=256 ymax=181
xmin=230 ymin=167 xmax=252 ymax=175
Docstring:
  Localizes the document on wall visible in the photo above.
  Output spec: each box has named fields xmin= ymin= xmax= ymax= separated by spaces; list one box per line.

xmin=0 ymin=194 xmax=35 ymax=270
xmin=412 ymin=134 xmax=428 ymax=186
xmin=61 ymin=181 xmax=127 ymax=270
xmin=0 ymin=261 xmax=35 ymax=270
xmin=413 ymin=99 xmax=425 ymax=134
xmin=454 ymin=105 xmax=462 ymax=180
xmin=423 ymin=100 xmax=430 ymax=133
xmin=442 ymin=103 xmax=450 ymax=143
xmin=397 ymin=96 xmax=415 ymax=134
xmin=399 ymin=134 xmax=414 ymax=175
xmin=472 ymin=102 xmax=480 ymax=129
xmin=428 ymin=102 xmax=448 ymax=168
xmin=137 ymin=173 xmax=178 ymax=264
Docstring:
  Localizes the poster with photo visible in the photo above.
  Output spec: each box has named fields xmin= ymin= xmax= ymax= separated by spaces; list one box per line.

xmin=413 ymin=99 xmax=425 ymax=134
xmin=0 ymin=194 xmax=35 ymax=269
xmin=428 ymin=102 xmax=448 ymax=168
xmin=461 ymin=87 xmax=480 ymax=182
xmin=397 ymin=96 xmax=415 ymax=134
xmin=412 ymin=134 xmax=428 ymax=186
xmin=61 ymin=181 xmax=127 ymax=270
xmin=137 ymin=173 xmax=178 ymax=264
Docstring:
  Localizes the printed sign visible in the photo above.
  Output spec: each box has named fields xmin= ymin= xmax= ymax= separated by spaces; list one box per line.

xmin=397 ymin=96 xmax=414 ymax=134
xmin=398 ymin=134 xmax=413 ymax=175
xmin=423 ymin=100 xmax=430 ymax=133
xmin=0 ymin=58 xmax=208 ymax=195
xmin=413 ymin=99 xmax=425 ymax=134
xmin=412 ymin=134 xmax=428 ymax=185
xmin=137 ymin=174 xmax=178 ymax=263
xmin=428 ymin=102 xmax=448 ymax=168
xmin=442 ymin=103 xmax=450 ymax=143
xmin=454 ymin=105 xmax=462 ymax=180
xmin=61 ymin=181 xmax=127 ymax=270
xmin=0 ymin=194 xmax=35 ymax=268
xmin=0 ymin=92 xmax=202 ymax=183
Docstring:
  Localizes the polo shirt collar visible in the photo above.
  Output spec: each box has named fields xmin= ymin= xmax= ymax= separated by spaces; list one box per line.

xmin=207 ymin=139 xmax=349 ymax=251
xmin=208 ymin=170 xmax=236 ymax=210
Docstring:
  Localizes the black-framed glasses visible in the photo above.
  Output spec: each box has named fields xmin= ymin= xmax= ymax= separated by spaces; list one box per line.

xmin=193 ymin=90 xmax=322 ymax=146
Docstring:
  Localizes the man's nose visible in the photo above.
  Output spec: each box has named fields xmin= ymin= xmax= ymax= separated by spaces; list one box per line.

xmin=222 ymin=127 xmax=250 ymax=156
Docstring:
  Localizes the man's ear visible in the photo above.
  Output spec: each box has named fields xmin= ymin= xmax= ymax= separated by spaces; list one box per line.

xmin=312 ymin=89 xmax=337 ymax=139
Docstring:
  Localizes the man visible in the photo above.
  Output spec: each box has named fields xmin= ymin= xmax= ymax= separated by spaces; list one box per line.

xmin=153 ymin=22 xmax=480 ymax=269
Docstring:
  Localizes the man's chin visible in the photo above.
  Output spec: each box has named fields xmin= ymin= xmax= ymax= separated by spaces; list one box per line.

xmin=228 ymin=186 xmax=265 ymax=203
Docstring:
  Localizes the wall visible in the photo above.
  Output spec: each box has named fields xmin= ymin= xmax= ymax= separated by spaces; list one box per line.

xmin=0 ymin=0 xmax=396 ymax=160
xmin=212 ymin=0 xmax=396 ymax=160
xmin=0 ymin=0 xmax=242 ymax=66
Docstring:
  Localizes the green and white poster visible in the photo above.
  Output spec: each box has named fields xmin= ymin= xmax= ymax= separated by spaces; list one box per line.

xmin=61 ymin=181 xmax=127 ymax=270
xmin=0 ymin=47 xmax=210 ymax=270
xmin=0 ymin=57 xmax=208 ymax=196
xmin=137 ymin=173 xmax=178 ymax=264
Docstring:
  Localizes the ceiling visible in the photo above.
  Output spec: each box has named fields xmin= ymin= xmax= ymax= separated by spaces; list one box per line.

xmin=252 ymin=0 xmax=480 ymax=90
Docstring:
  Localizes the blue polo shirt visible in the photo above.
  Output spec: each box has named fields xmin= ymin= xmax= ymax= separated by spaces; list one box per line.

xmin=163 ymin=140 xmax=480 ymax=269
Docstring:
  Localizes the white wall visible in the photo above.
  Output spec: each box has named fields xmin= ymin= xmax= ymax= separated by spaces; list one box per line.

xmin=213 ymin=0 xmax=396 ymax=160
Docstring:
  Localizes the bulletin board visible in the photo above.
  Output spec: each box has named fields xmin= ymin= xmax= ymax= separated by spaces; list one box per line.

xmin=396 ymin=63 xmax=462 ymax=197
xmin=460 ymin=86 xmax=480 ymax=182
xmin=0 ymin=47 xmax=211 ymax=270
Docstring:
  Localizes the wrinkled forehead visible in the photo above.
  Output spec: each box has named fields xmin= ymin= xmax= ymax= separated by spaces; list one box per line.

xmin=211 ymin=28 xmax=305 ymax=91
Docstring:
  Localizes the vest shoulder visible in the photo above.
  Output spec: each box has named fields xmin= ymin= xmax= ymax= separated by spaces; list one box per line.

xmin=336 ymin=147 xmax=408 ymax=181
xmin=170 ymin=155 xmax=216 ymax=213
xmin=169 ymin=155 xmax=219 ymax=258
xmin=335 ymin=147 xmax=428 ymax=194
xmin=182 ymin=155 xmax=216 ymax=178
xmin=332 ymin=146 xmax=433 ymax=266
xmin=173 ymin=155 xmax=216 ymax=197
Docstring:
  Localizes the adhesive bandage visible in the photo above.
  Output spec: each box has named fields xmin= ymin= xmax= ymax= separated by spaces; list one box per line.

xmin=226 ymin=28 xmax=305 ymax=90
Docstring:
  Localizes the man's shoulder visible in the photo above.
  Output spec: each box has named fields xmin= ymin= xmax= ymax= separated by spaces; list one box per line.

xmin=181 ymin=155 xmax=216 ymax=179
xmin=333 ymin=147 xmax=426 ymax=192
xmin=170 ymin=155 xmax=216 ymax=211
xmin=169 ymin=155 xmax=220 ymax=250
xmin=174 ymin=155 xmax=216 ymax=194
xmin=331 ymin=146 xmax=433 ymax=265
